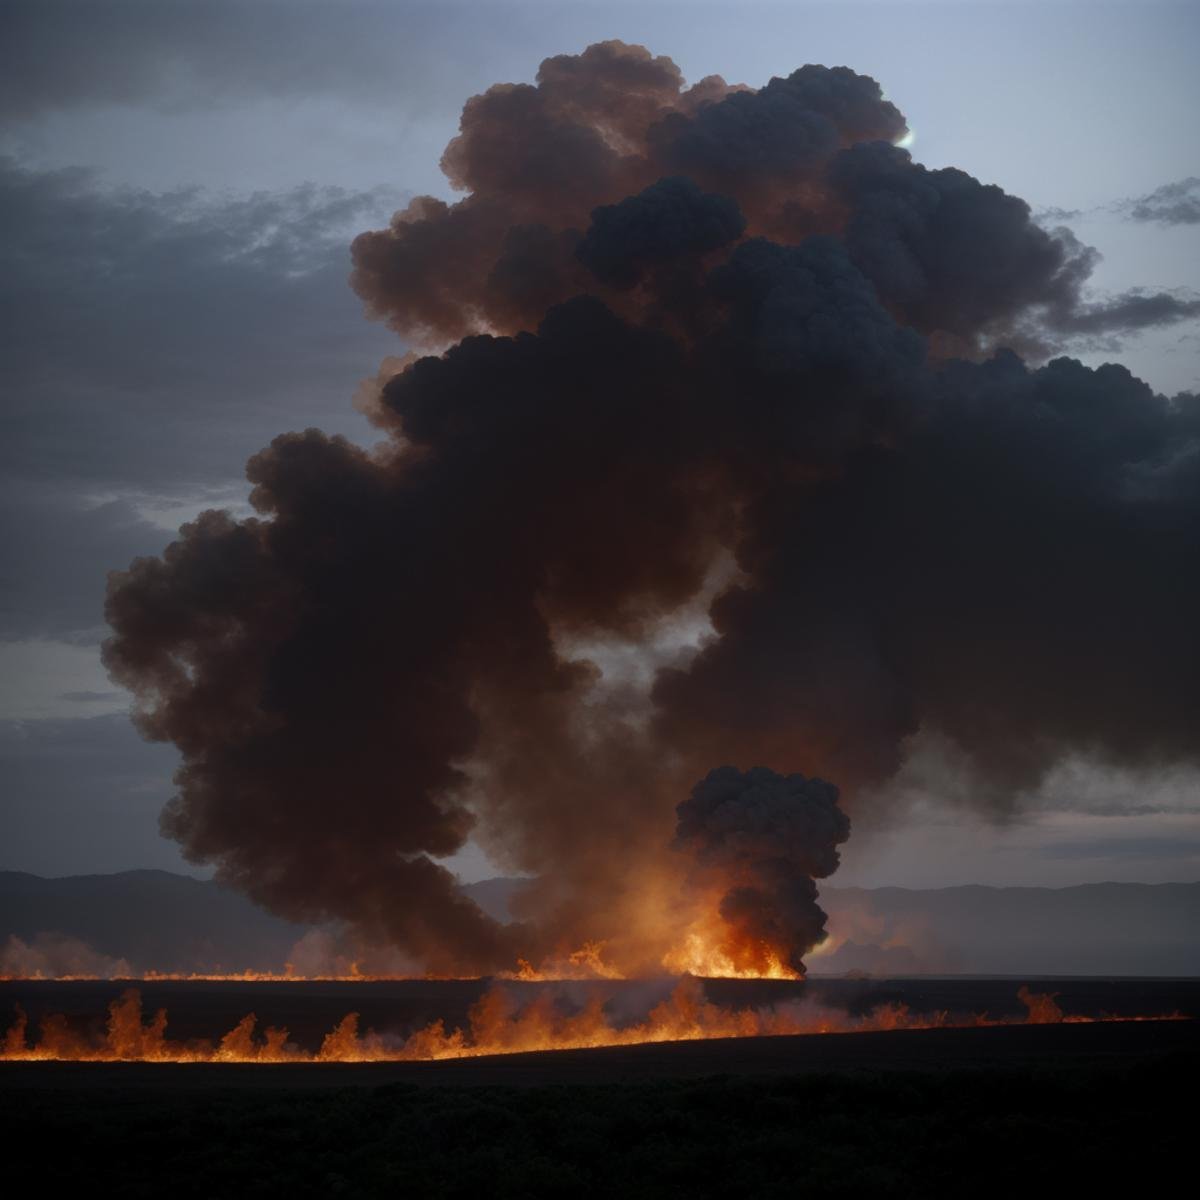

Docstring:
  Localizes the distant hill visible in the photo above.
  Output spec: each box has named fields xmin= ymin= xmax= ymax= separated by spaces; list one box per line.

xmin=0 ymin=870 xmax=305 ymax=974
xmin=813 ymin=882 xmax=1200 ymax=976
xmin=2 ymin=870 xmax=1197 ymax=976
xmin=463 ymin=877 xmax=1200 ymax=976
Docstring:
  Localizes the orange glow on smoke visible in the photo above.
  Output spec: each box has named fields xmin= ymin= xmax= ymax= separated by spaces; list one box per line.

xmin=507 ymin=942 xmax=626 ymax=982
xmin=1 ymin=982 xmax=1183 ymax=1064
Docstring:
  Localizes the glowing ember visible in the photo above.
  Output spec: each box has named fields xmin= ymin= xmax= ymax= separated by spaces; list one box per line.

xmin=0 ymin=983 xmax=1184 ymax=1064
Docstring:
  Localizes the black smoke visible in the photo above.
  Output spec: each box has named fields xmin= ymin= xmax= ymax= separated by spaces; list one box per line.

xmin=674 ymin=767 xmax=850 ymax=975
xmin=104 ymin=42 xmax=1200 ymax=975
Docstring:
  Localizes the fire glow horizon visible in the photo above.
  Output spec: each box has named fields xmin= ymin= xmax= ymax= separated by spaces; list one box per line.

xmin=1 ymin=984 xmax=1183 ymax=1065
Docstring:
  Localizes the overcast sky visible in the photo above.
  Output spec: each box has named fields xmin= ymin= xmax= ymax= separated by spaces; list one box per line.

xmin=2 ymin=0 xmax=1198 ymax=887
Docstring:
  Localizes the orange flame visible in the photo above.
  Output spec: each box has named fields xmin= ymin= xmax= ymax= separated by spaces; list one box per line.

xmin=0 ymin=929 xmax=803 ymax=984
xmin=659 ymin=913 xmax=803 ymax=979
xmin=0 ymin=983 xmax=1184 ymax=1064
xmin=0 ymin=904 xmax=843 ymax=985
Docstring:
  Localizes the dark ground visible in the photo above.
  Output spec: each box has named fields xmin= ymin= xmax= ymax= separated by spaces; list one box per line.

xmin=3 ymin=1022 xmax=1195 ymax=1198
xmin=3 ymin=979 xmax=1195 ymax=1197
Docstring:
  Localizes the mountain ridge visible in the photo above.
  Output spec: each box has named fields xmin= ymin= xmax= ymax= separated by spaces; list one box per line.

xmin=2 ymin=871 xmax=1197 ymax=977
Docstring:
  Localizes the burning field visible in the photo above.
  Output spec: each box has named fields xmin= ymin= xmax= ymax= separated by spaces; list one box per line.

xmin=7 ymin=46 xmax=1197 ymax=1192
xmin=2 ymin=976 xmax=1193 ymax=1068
xmin=5 ymin=8 xmax=1199 ymax=1194
xmin=5 ymin=977 xmax=1196 ymax=1197
xmin=3 ymin=975 xmax=1196 ymax=1200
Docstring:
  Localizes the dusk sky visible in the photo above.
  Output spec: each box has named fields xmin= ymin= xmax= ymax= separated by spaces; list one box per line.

xmin=3 ymin=0 xmax=1198 ymax=889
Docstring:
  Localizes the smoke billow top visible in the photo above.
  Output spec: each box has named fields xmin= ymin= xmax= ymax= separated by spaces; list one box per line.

xmin=104 ymin=42 xmax=1200 ymax=977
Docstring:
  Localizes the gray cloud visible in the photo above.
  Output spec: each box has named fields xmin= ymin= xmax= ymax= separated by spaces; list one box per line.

xmin=1034 ymin=205 xmax=1083 ymax=224
xmin=1035 ymin=801 xmax=1200 ymax=819
xmin=0 ymin=0 xmax=482 ymax=120
xmin=0 ymin=714 xmax=183 ymax=876
xmin=0 ymin=152 xmax=421 ymax=907
xmin=1121 ymin=177 xmax=1200 ymax=226
xmin=1036 ymin=180 xmax=1200 ymax=230
xmin=1039 ymin=837 xmax=1200 ymax=862
xmin=0 ymin=158 xmax=409 ymax=643
xmin=0 ymin=485 xmax=166 ymax=640
xmin=0 ymin=157 xmax=403 ymax=491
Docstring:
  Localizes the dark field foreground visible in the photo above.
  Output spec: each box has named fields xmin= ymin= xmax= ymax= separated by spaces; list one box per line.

xmin=1 ymin=1016 xmax=1194 ymax=1087
xmin=3 ymin=1022 xmax=1195 ymax=1198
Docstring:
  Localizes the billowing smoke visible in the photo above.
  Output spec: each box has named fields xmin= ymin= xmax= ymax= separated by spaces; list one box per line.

xmin=674 ymin=768 xmax=850 ymax=975
xmin=104 ymin=42 xmax=1200 ymax=976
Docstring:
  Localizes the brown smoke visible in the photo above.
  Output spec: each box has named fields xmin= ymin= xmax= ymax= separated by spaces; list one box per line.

xmin=105 ymin=42 xmax=1200 ymax=976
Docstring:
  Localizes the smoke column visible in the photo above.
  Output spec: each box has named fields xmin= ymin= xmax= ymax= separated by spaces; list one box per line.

xmin=673 ymin=768 xmax=850 ymax=976
xmin=104 ymin=42 xmax=1200 ymax=976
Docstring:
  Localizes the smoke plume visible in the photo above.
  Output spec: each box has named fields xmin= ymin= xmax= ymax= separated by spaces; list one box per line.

xmin=674 ymin=768 xmax=850 ymax=975
xmin=105 ymin=42 xmax=1200 ymax=976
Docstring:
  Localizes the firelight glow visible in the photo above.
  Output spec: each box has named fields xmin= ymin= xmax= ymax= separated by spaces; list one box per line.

xmin=1 ymin=983 xmax=1182 ymax=1065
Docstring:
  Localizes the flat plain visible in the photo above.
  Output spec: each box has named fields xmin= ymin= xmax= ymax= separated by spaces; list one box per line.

xmin=3 ymin=978 xmax=1194 ymax=1197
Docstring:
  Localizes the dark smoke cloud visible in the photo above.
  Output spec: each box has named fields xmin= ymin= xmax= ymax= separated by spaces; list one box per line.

xmin=648 ymin=64 xmax=905 ymax=203
xmin=1056 ymin=290 xmax=1200 ymax=338
xmin=674 ymin=767 xmax=849 ymax=974
xmin=830 ymin=142 xmax=1083 ymax=341
xmin=576 ymin=176 xmax=745 ymax=289
xmin=832 ymin=151 xmax=1199 ymax=349
xmin=105 ymin=42 xmax=1200 ymax=975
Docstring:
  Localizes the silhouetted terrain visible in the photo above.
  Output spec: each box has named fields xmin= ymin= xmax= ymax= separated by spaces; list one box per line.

xmin=2 ymin=871 xmax=1198 ymax=976
xmin=467 ymin=877 xmax=1200 ymax=975
xmin=814 ymin=882 xmax=1200 ymax=976
xmin=0 ymin=870 xmax=304 ymax=973
xmin=3 ymin=1028 xmax=1194 ymax=1197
